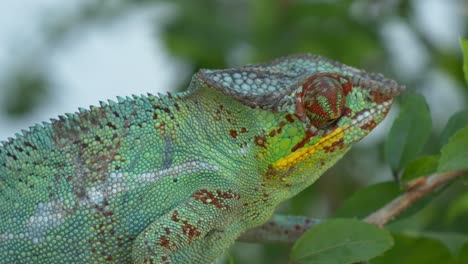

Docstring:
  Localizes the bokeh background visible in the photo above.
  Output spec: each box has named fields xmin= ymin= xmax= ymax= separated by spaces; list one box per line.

xmin=0 ymin=0 xmax=467 ymax=263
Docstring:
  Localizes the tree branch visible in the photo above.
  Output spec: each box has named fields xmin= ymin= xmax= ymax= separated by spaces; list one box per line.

xmin=364 ymin=169 xmax=468 ymax=227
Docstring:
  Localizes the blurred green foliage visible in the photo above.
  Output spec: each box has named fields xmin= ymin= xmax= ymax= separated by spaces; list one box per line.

xmin=1 ymin=0 xmax=468 ymax=263
xmin=291 ymin=219 xmax=394 ymax=264
xmin=384 ymin=93 xmax=432 ymax=176
xmin=1 ymin=68 xmax=49 ymax=116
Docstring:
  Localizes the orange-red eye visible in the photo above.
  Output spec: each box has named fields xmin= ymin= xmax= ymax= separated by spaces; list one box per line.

xmin=301 ymin=73 xmax=349 ymax=128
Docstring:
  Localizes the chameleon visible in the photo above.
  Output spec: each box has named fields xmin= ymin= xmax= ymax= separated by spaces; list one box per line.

xmin=0 ymin=54 xmax=404 ymax=263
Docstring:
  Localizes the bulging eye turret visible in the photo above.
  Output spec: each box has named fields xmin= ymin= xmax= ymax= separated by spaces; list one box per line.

xmin=299 ymin=73 xmax=352 ymax=128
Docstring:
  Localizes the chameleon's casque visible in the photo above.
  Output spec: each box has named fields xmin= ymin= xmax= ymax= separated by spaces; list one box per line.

xmin=0 ymin=54 xmax=404 ymax=263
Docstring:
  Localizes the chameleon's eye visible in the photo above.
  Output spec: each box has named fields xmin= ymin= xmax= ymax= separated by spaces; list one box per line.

xmin=301 ymin=74 xmax=350 ymax=128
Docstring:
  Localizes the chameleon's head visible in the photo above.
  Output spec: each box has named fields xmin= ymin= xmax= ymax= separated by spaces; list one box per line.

xmin=198 ymin=54 xmax=405 ymax=195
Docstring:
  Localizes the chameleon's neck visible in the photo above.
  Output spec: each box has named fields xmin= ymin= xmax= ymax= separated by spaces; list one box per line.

xmin=177 ymin=86 xmax=305 ymax=214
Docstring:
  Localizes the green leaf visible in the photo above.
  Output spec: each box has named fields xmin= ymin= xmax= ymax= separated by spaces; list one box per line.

xmin=438 ymin=125 xmax=468 ymax=172
xmin=334 ymin=182 xmax=401 ymax=218
xmin=460 ymin=38 xmax=468 ymax=85
xmin=402 ymin=155 xmax=439 ymax=181
xmin=421 ymin=231 xmax=468 ymax=256
xmin=458 ymin=243 xmax=468 ymax=264
xmin=371 ymin=233 xmax=456 ymax=264
xmin=384 ymin=93 xmax=432 ymax=174
xmin=291 ymin=219 xmax=394 ymax=264
xmin=447 ymin=192 xmax=468 ymax=222
xmin=440 ymin=110 xmax=468 ymax=148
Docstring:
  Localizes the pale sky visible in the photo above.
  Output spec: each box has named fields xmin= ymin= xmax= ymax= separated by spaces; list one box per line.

xmin=0 ymin=1 xmax=183 ymax=139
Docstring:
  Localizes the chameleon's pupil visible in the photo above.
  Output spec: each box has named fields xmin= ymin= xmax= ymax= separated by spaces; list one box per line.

xmin=301 ymin=74 xmax=346 ymax=128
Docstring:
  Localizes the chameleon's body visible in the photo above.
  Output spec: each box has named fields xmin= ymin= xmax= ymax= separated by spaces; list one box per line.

xmin=0 ymin=54 xmax=404 ymax=263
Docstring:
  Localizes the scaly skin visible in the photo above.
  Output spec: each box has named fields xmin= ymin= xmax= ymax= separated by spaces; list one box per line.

xmin=0 ymin=54 xmax=404 ymax=263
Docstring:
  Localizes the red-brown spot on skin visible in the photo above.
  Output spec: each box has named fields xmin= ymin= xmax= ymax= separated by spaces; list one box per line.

xmin=240 ymin=127 xmax=247 ymax=133
xmin=269 ymin=130 xmax=276 ymax=137
xmin=361 ymin=120 xmax=377 ymax=131
xmin=171 ymin=211 xmax=180 ymax=222
xmin=342 ymin=107 xmax=352 ymax=117
xmin=278 ymin=121 xmax=286 ymax=127
xmin=294 ymin=224 xmax=301 ymax=231
xmin=342 ymin=80 xmax=353 ymax=95
xmin=323 ymin=138 xmax=345 ymax=153
xmin=285 ymin=114 xmax=295 ymax=123
xmin=165 ymin=227 xmax=171 ymax=235
xmin=159 ymin=236 xmax=170 ymax=249
xmin=291 ymin=129 xmax=316 ymax=152
xmin=194 ymin=189 xmax=215 ymax=205
xmin=264 ymin=165 xmax=279 ymax=181
xmin=181 ymin=221 xmax=201 ymax=241
xmin=194 ymin=189 xmax=240 ymax=209
xmin=103 ymin=211 xmax=114 ymax=217
xmin=229 ymin=130 xmax=238 ymax=138
xmin=254 ymin=135 xmax=267 ymax=148
xmin=294 ymin=89 xmax=308 ymax=122
xmin=370 ymin=90 xmax=391 ymax=104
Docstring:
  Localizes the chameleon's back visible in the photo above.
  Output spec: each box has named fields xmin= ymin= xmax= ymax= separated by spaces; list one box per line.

xmin=0 ymin=95 xmax=198 ymax=263
xmin=0 ymin=124 xmax=76 ymax=261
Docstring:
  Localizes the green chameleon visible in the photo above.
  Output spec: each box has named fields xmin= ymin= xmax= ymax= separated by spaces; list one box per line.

xmin=0 ymin=54 xmax=404 ymax=263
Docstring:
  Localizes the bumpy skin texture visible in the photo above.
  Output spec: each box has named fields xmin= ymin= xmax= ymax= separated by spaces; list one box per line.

xmin=0 ymin=54 xmax=404 ymax=263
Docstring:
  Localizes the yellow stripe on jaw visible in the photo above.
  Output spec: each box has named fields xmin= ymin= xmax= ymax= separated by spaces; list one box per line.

xmin=272 ymin=126 xmax=347 ymax=170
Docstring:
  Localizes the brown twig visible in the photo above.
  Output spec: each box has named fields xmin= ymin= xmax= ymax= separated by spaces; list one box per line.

xmin=364 ymin=169 xmax=468 ymax=227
